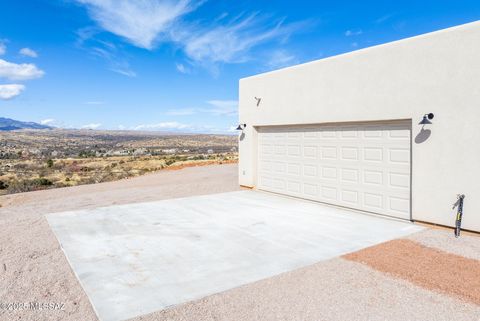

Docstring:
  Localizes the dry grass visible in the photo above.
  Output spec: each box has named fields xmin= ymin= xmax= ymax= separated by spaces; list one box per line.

xmin=0 ymin=154 xmax=237 ymax=196
xmin=0 ymin=129 xmax=238 ymax=195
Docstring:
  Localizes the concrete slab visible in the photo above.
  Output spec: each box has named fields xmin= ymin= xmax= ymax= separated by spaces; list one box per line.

xmin=46 ymin=190 xmax=423 ymax=321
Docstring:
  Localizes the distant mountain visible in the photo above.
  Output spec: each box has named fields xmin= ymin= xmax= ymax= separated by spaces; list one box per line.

xmin=0 ymin=117 xmax=53 ymax=131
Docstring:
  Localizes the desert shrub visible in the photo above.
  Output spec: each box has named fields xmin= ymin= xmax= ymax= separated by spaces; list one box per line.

xmin=0 ymin=180 xmax=8 ymax=189
xmin=13 ymin=163 xmax=29 ymax=170
xmin=6 ymin=178 xmax=53 ymax=194
xmin=46 ymin=159 xmax=54 ymax=168
xmin=32 ymin=178 xmax=53 ymax=186
xmin=165 ymin=159 xmax=176 ymax=166
xmin=79 ymin=150 xmax=96 ymax=158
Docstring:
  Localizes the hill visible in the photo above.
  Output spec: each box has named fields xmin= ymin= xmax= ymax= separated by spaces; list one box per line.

xmin=0 ymin=117 xmax=53 ymax=131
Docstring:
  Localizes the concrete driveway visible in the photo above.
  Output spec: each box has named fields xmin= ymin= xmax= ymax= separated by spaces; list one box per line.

xmin=47 ymin=190 xmax=422 ymax=321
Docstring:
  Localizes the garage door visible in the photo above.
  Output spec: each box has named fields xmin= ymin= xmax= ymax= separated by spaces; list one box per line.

xmin=257 ymin=122 xmax=411 ymax=219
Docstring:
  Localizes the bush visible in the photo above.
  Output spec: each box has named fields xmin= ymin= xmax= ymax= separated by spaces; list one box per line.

xmin=6 ymin=178 xmax=54 ymax=194
xmin=78 ymin=150 xmax=96 ymax=158
xmin=0 ymin=181 xmax=8 ymax=190
xmin=32 ymin=178 xmax=53 ymax=186
xmin=47 ymin=159 xmax=54 ymax=168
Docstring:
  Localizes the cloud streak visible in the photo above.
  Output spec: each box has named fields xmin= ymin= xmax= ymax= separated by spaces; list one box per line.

xmin=266 ymin=49 xmax=298 ymax=69
xmin=204 ymin=100 xmax=238 ymax=116
xmin=76 ymin=27 xmax=137 ymax=77
xmin=375 ymin=13 xmax=394 ymax=24
xmin=19 ymin=47 xmax=38 ymax=58
xmin=76 ymin=0 xmax=194 ymax=49
xmin=40 ymin=119 xmax=56 ymax=125
xmin=0 ymin=84 xmax=25 ymax=100
xmin=75 ymin=1 xmax=308 ymax=72
xmin=175 ymin=14 xmax=304 ymax=68
xmin=345 ymin=29 xmax=363 ymax=36
xmin=165 ymin=100 xmax=238 ymax=117
xmin=175 ymin=63 xmax=189 ymax=74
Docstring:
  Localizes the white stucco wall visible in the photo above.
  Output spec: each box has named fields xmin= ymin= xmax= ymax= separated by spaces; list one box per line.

xmin=238 ymin=21 xmax=480 ymax=231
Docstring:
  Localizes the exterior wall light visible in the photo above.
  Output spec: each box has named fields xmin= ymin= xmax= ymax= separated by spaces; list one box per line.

xmin=419 ymin=113 xmax=434 ymax=125
xmin=236 ymin=124 xmax=246 ymax=131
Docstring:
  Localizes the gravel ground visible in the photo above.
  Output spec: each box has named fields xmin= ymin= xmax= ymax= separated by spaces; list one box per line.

xmin=1 ymin=163 xmax=479 ymax=321
xmin=135 ymin=258 xmax=480 ymax=321
xmin=408 ymin=229 xmax=480 ymax=260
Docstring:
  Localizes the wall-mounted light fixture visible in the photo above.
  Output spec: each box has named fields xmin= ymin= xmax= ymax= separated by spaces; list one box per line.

xmin=236 ymin=123 xmax=246 ymax=131
xmin=419 ymin=113 xmax=434 ymax=125
xmin=254 ymin=97 xmax=261 ymax=106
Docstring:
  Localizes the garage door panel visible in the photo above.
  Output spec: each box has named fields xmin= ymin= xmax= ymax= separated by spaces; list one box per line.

xmin=257 ymin=122 xmax=411 ymax=219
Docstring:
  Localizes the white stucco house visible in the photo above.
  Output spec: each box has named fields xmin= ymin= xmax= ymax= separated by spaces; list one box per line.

xmin=238 ymin=21 xmax=480 ymax=232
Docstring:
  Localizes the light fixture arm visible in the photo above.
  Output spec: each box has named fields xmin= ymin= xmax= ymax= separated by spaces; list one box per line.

xmin=419 ymin=113 xmax=434 ymax=125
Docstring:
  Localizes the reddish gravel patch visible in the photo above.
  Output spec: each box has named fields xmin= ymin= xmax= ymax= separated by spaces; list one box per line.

xmin=344 ymin=239 xmax=480 ymax=305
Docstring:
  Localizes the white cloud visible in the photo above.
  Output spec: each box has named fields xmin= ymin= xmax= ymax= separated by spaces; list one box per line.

xmin=0 ymin=59 xmax=45 ymax=81
xmin=204 ymin=100 xmax=238 ymax=116
xmin=175 ymin=15 xmax=305 ymax=68
xmin=134 ymin=121 xmax=190 ymax=130
xmin=40 ymin=118 xmax=55 ymax=125
xmin=266 ymin=50 xmax=297 ymax=69
xmin=175 ymin=63 xmax=189 ymax=74
xmin=76 ymin=0 xmax=194 ymax=49
xmin=0 ymin=84 xmax=25 ymax=100
xmin=81 ymin=123 xmax=102 ymax=129
xmin=19 ymin=48 xmax=38 ymax=58
xmin=75 ymin=1 xmax=309 ymax=72
xmin=0 ymin=41 xmax=6 ymax=56
xmin=345 ymin=29 xmax=363 ymax=37
xmin=351 ymin=42 xmax=359 ymax=48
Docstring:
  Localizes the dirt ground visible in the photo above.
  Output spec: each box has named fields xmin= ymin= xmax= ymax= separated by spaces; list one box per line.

xmin=1 ymin=163 xmax=480 ymax=321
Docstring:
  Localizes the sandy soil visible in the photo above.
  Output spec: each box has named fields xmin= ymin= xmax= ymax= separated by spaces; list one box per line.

xmin=1 ymin=163 xmax=479 ymax=321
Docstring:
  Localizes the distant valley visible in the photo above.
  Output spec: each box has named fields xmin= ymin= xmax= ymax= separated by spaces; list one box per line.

xmin=0 ymin=125 xmax=238 ymax=195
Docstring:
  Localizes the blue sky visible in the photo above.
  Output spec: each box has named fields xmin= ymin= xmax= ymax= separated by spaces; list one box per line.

xmin=0 ymin=1 xmax=479 ymax=133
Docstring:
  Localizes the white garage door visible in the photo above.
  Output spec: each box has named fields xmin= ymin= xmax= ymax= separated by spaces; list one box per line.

xmin=257 ymin=122 xmax=411 ymax=219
